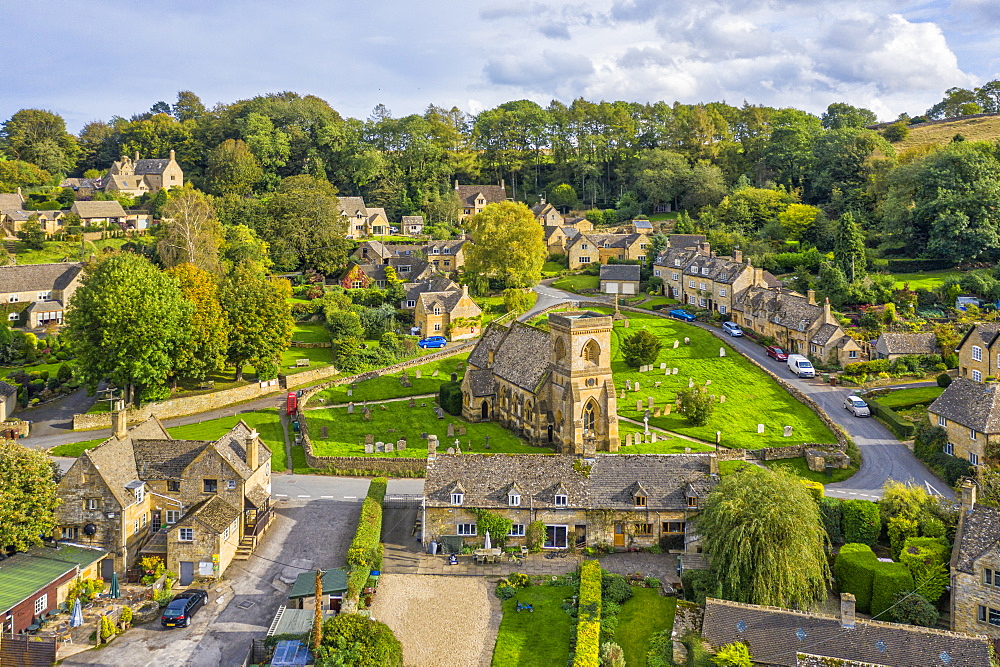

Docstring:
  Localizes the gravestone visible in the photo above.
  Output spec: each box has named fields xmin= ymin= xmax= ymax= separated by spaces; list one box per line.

xmin=688 ymin=378 xmax=694 ymax=388
xmin=321 ymin=426 xmax=328 ymax=438
xmin=365 ymin=433 xmax=374 ymax=445
xmin=623 ymin=319 xmax=630 ymax=328
xmin=626 ymin=379 xmax=632 ymax=391
xmin=650 ymin=432 xmax=657 ymax=443
xmin=664 ymin=366 xmax=670 ymax=375
xmin=705 ymin=379 xmax=712 ymax=386
xmin=427 ymin=434 xmax=438 ymax=454
xmin=347 ymin=402 xmax=354 ymax=414
xmin=684 ymin=337 xmax=690 ymax=345
xmin=653 ymin=407 xmax=660 ymax=417
xmin=685 ymin=447 xmax=691 ymax=453
xmin=347 ymin=389 xmax=353 ymax=397
xmin=648 ymin=397 xmax=655 ymax=409
xmin=447 ymin=447 xmax=455 ymax=454
xmin=710 ymin=394 xmax=716 ymax=402
xmin=673 ymin=368 xmax=679 ymax=375
xmin=385 ymin=442 xmax=394 ymax=453
xmin=758 ymin=424 xmax=765 ymax=434
xmin=719 ymin=395 xmax=725 ymax=403
xmin=654 ymin=381 xmax=662 ymax=388
xmin=364 ymin=442 xmax=374 ymax=454
xmin=673 ymin=340 xmax=679 ymax=349
xmin=634 ymin=381 xmax=640 ymax=392
xmin=409 ymin=398 xmax=416 ymax=408
xmin=784 ymin=426 xmax=793 ymax=437
xmin=719 ymin=347 xmax=726 ymax=357
xmin=451 ymin=372 xmax=458 ymax=382
xmin=663 ymin=404 xmax=671 ymax=415
xmin=379 ymin=404 xmax=388 ymax=411
xmin=620 ymin=389 xmax=626 ymax=399
xmin=397 ymin=439 xmax=407 ymax=451
xmin=458 ymin=426 xmax=467 ymax=436
xmin=626 ymin=433 xmax=633 ymax=447
xmin=455 ymin=445 xmax=462 ymax=454
xmin=636 ymin=399 xmax=643 ymax=412
xmin=660 ymin=363 xmax=667 ymax=370
xmin=363 ymin=408 xmax=372 ymax=421
xmin=375 ymin=441 xmax=384 ymax=453
xmin=432 ymin=370 xmax=439 ymax=377
xmin=415 ymin=370 xmax=422 ymax=379
xmin=716 ymin=431 xmax=722 ymax=445
xmin=447 ymin=423 xmax=455 ymax=437
xmin=400 ymin=375 xmax=411 ymax=388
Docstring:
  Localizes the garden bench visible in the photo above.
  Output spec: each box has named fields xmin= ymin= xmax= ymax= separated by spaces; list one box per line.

xmin=296 ymin=359 xmax=310 ymax=367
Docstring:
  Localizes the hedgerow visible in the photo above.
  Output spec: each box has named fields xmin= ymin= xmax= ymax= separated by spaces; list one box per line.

xmin=573 ymin=560 xmax=603 ymax=667
xmin=842 ymin=500 xmax=881 ymax=546
xmin=870 ymin=562 xmax=915 ymax=620
xmin=834 ymin=543 xmax=879 ymax=613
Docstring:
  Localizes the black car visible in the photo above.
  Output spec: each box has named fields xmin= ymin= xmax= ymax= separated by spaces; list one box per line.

xmin=160 ymin=589 xmax=208 ymax=628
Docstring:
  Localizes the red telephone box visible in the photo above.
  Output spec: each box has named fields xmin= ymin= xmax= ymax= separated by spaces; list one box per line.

xmin=286 ymin=391 xmax=297 ymax=415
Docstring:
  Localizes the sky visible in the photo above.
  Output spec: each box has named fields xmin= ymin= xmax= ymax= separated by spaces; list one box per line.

xmin=3 ymin=0 xmax=998 ymax=132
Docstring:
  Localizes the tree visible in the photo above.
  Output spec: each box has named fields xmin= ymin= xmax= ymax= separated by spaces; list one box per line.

xmin=502 ymin=288 xmax=532 ymax=314
xmin=635 ymin=149 xmax=692 ymax=211
xmin=834 ymin=212 xmax=866 ymax=283
xmin=0 ymin=438 xmax=60 ymax=551
xmin=158 ymin=186 xmax=223 ymax=273
xmin=465 ymin=201 xmax=546 ymax=290
xmin=676 ymin=383 xmax=715 ymax=426
xmin=622 ymin=329 xmax=662 ymax=368
xmin=173 ymin=90 xmax=206 ymax=122
xmin=63 ymin=253 xmax=193 ymax=404
xmin=220 ymin=267 xmax=293 ymax=381
xmin=16 ymin=218 xmax=45 ymax=250
xmin=220 ymin=223 xmax=273 ymax=275
xmin=165 ymin=264 xmax=228 ymax=382
xmin=325 ymin=310 xmax=365 ymax=341
xmin=0 ymin=159 xmax=50 ymax=192
xmin=206 ymin=139 xmax=263 ymax=196
xmin=712 ymin=642 xmax=753 ymax=667
xmin=889 ymin=592 xmax=938 ymax=627
xmin=312 ymin=570 xmax=323 ymax=652
xmin=0 ymin=109 xmax=80 ymax=174
xmin=264 ymin=175 xmax=349 ymax=273
xmin=548 ymin=183 xmax=578 ymax=212
xmin=315 ymin=614 xmax=403 ymax=667
xmin=882 ymin=121 xmax=910 ymax=143
xmin=696 ymin=467 xmax=830 ymax=608
xmin=821 ymin=103 xmax=878 ymax=130
xmin=777 ymin=204 xmax=822 ymax=242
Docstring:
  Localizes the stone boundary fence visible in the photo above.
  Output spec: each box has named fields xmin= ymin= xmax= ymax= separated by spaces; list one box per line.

xmin=297 ymin=341 xmax=477 ymax=476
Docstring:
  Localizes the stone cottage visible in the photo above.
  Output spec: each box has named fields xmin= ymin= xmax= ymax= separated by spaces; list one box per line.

xmin=926 ymin=377 xmax=1000 ymax=468
xmin=872 ymin=332 xmax=940 ymax=361
xmin=455 ymin=180 xmax=508 ymax=219
xmin=423 ymin=452 xmax=717 ymax=552
xmin=956 ymin=322 xmax=1000 ymax=382
xmin=412 ymin=284 xmax=483 ymax=341
xmin=104 ymin=150 xmax=184 ymax=196
xmin=0 ymin=262 xmax=83 ymax=329
xmin=951 ymin=480 xmax=1000 ymax=642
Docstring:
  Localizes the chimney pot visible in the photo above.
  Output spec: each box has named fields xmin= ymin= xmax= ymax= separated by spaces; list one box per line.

xmin=246 ymin=430 xmax=260 ymax=470
xmin=111 ymin=402 xmax=128 ymax=439
xmin=840 ymin=593 xmax=856 ymax=628
xmin=169 ymin=149 xmax=175 ymax=161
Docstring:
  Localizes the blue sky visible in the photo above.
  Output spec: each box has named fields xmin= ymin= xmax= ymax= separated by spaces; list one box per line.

xmin=3 ymin=0 xmax=997 ymax=131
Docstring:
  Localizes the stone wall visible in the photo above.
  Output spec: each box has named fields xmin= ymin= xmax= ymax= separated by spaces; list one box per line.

xmin=952 ymin=568 xmax=1000 ymax=640
xmin=671 ymin=600 xmax=705 ymax=665
xmin=290 ymin=341 xmax=332 ymax=348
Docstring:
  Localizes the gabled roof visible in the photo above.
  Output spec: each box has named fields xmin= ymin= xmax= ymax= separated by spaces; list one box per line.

xmin=133 ymin=158 xmax=172 ymax=175
xmin=288 ymin=568 xmax=348 ymax=599
xmin=417 ymin=289 xmax=482 ymax=318
xmin=572 ymin=232 xmax=643 ymax=249
xmin=424 ymin=239 xmax=466 ymax=255
xmin=953 ymin=503 xmax=1000 ymax=574
xmin=733 ymin=286 xmax=830 ymax=332
xmin=132 ymin=439 xmax=211 ymax=480
xmin=465 ymin=368 xmax=497 ymax=397
xmin=455 ymin=184 xmax=507 ymax=208
xmin=468 ymin=322 xmax=551 ymax=393
xmin=632 ymin=219 xmax=654 ymax=230
xmin=401 ymin=215 xmax=424 ymax=225
xmin=0 ymin=192 xmax=25 ymax=212
xmin=337 ymin=196 xmax=369 ymax=217
xmin=174 ymin=495 xmax=240 ymax=532
xmin=875 ymin=332 xmax=940 ymax=356
xmin=702 ymin=598 xmax=991 ymax=667
xmin=810 ymin=322 xmax=842 ymax=346
xmin=404 ymin=276 xmax=460 ymax=303
xmin=654 ymin=246 xmax=703 ymax=270
xmin=667 ymin=234 xmax=707 ymax=249
xmin=0 ymin=380 xmax=16 ymax=398
xmin=588 ymin=455 xmax=715 ymax=509
xmin=928 ymin=377 xmax=1000 ymax=433
xmin=957 ymin=323 xmax=1000 ymax=351
xmin=0 ymin=263 xmax=83 ymax=294
xmin=599 ymin=264 xmax=641 ymax=282
xmin=683 ymin=256 xmax=749 ymax=285
xmin=71 ymin=200 xmax=127 ymax=218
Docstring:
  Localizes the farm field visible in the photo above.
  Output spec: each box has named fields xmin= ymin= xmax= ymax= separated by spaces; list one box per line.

xmin=893 ymin=114 xmax=1000 ymax=153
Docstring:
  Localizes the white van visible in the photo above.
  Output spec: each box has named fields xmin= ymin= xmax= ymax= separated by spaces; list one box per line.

xmin=787 ymin=354 xmax=815 ymax=378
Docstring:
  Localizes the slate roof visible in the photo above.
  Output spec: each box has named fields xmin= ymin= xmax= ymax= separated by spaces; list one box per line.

xmin=958 ymin=323 xmax=1000 ymax=351
xmin=61 ymin=177 xmax=102 ymax=190
xmin=468 ymin=322 xmax=551 ymax=393
xmin=132 ymin=439 xmax=210 ymax=480
xmin=337 ymin=196 xmax=369 ymax=217
xmin=684 ymin=255 xmax=750 ymax=285
xmin=811 ymin=322 xmax=842 ymax=346
xmin=425 ymin=239 xmax=466 ymax=255
xmin=654 ymin=247 xmax=704 ymax=270
xmin=352 ymin=240 xmax=391 ymax=261
xmin=733 ymin=286 xmax=830 ymax=332
xmin=573 ymin=232 xmax=643 ymax=250
xmin=212 ymin=420 xmax=272 ymax=480
xmin=465 ymin=368 xmax=498 ymax=397
xmin=953 ymin=503 xmax=1000 ymax=574
xmin=467 ymin=325 xmax=509 ymax=369
xmin=928 ymin=377 xmax=1000 ymax=433
xmin=875 ymin=333 xmax=940 ymax=356
xmin=177 ymin=495 xmax=241 ymax=532
xmin=600 ymin=264 xmax=641 ymax=282
xmin=25 ymin=301 xmax=65 ymax=314
xmin=0 ymin=192 xmax=25 ymax=211
xmin=71 ymin=200 xmax=127 ymax=218
xmin=667 ymin=234 xmax=707 ymax=249
xmin=355 ymin=257 xmax=432 ymax=283
xmin=246 ymin=485 xmax=270 ymax=510
xmin=0 ymin=263 xmax=82 ymax=294
xmin=702 ymin=598 xmax=991 ymax=667
xmin=132 ymin=158 xmax=171 ymax=175
xmin=632 ymin=219 xmax=654 ymax=231
xmin=455 ymin=184 xmax=507 ymax=208
xmin=0 ymin=380 xmax=16 ymax=398
xmin=404 ymin=276 xmax=459 ymax=303
xmin=401 ymin=215 xmax=424 ymax=226
xmin=425 ymin=453 xmax=715 ymax=510
xmin=418 ymin=290 xmax=482 ymax=318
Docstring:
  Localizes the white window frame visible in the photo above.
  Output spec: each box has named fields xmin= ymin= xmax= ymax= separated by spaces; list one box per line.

xmin=134 ymin=486 xmax=144 ymax=503
xmin=674 ymin=259 xmax=681 ymax=267
xmin=166 ymin=510 xmax=180 ymax=524
xmin=979 ymin=605 xmax=1000 ymax=626
xmin=971 ymin=428 xmax=978 ymax=440
xmin=227 ymin=480 xmax=236 ymax=490
xmin=8 ymin=294 xmax=19 ymax=303
xmin=451 ymin=492 xmax=464 ymax=505
xmin=509 ymin=524 xmax=525 ymax=537
xmin=699 ymin=282 xmax=707 ymax=290
xmin=973 ymin=346 xmax=983 ymax=361
xmin=701 ymin=267 xmax=709 ymax=276
xmin=554 ymin=494 xmax=568 ymax=507
xmin=37 ymin=291 xmax=51 ymax=301
xmin=7 ymin=312 xmax=17 ymax=321
xmin=849 ymin=350 xmax=858 ymax=359
xmin=433 ymin=323 xmax=442 ymax=332
xmin=179 ymin=527 xmax=194 ymax=542
xmin=671 ymin=273 xmax=679 ymax=281
xmin=971 ymin=452 xmax=980 ymax=465
xmin=944 ymin=442 xmax=955 ymax=455
xmin=719 ymin=305 xmax=727 ymax=315
xmin=688 ymin=280 xmax=696 ymax=288
xmin=719 ymin=288 xmax=727 ymax=297
xmin=938 ymin=415 xmax=946 ymax=427
xmin=406 ymin=300 xmax=416 ymax=308
xmin=508 ymin=493 xmax=521 ymax=507
xmin=579 ymin=256 xmax=591 ymax=264
xmin=133 ymin=520 xmax=140 ymax=535
xmin=973 ymin=370 xmax=983 ymax=382
xmin=654 ymin=270 xmax=660 ymax=277
xmin=456 ymin=523 xmax=477 ymax=536
xmin=34 ymin=595 xmax=47 ymax=616
xmin=141 ymin=513 xmax=147 ymax=528
xmin=86 ymin=498 xmax=101 ymax=511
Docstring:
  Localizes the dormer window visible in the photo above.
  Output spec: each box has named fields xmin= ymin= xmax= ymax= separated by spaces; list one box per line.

xmin=433 ymin=306 xmax=441 ymax=315
xmin=634 ymin=494 xmax=647 ymax=507
xmin=554 ymin=494 xmax=568 ymax=506
xmin=774 ymin=315 xmax=781 ymax=325
xmin=134 ymin=486 xmax=144 ymax=503
xmin=674 ymin=259 xmax=681 ymax=267
xmin=604 ymin=242 xmax=610 ymax=248
xmin=451 ymin=492 xmax=464 ymax=505
xmin=686 ymin=496 xmax=698 ymax=508
xmin=509 ymin=493 xmax=521 ymax=507
xmin=702 ymin=267 xmax=709 ymax=275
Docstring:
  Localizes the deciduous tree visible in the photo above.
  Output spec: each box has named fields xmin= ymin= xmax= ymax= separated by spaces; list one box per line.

xmin=0 ymin=109 xmax=80 ymax=174
xmin=0 ymin=439 xmax=61 ymax=551
xmin=158 ymin=186 xmax=223 ymax=273
xmin=206 ymin=139 xmax=263 ymax=196
xmin=465 ymin=201 xmax=545 ymax=290
xmin=165 ymin=264 xmax=228 ymax=382
xmin=264 ymin=175 xmax=349 ymax=273
xmin=220 ymin=267 xmax=293 ymax=381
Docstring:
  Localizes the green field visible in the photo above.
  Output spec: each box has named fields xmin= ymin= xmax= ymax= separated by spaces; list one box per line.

xmin=49 ymin=437 xmax=106 ymax=457
xmin=639 ymin=296 xmax=679 ymax=309
xmin=315 ymin=353 xmax=469 ymax=404
xmin=491 ymin=586 xmax=576 ymax=667
xmin=875 ymin=385 xmax=944 ymax=409
xmin=281 ymin=322 xmax=333 ymax=373
xmin=552 ymin=274 xmax=600 ymax=292
xmin=305 ymin=402 xmax=549 ymax=457
xmin=10 ymin=236 xmax=151 ymax=265
xmin=607 ymin=309 xmax=836 ymax=449
xmin=615 ymin=589 xmax=676 ymax=667
xmin=761 ymin=456 xmax=857 ymax=484
xmin=890 ymin=270 xmax=963 ymax=290
xmin=168 ymin=410 xmax=288 ymax=471
xmin=2 ymin=361 xmax=65 ymax=381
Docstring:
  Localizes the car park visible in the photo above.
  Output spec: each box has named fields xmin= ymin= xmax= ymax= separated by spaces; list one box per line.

xmin=668 ymin=309 xmax=696 ymax=322
xmin=844 ymin=395 xmax=871 ymax=417
xmin=721 ymin=321 xmax=743 ymax=337
xmin=418 ymin=336 xmax=448 ymax=349
xmin=160 ymin=589 xmax=208 ymax=628
xmin=765 ymin=346 xmax=788 ymax=361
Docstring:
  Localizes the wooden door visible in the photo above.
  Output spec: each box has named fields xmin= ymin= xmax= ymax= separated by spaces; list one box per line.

xmin=613 ymin=523 xmax=625 ymax=548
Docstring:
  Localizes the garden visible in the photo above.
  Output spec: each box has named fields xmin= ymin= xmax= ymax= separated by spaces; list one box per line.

xmin=491 ymin=584 xmax=578 ymax=667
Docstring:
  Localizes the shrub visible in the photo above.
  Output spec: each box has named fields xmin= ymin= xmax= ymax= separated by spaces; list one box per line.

xmin=439 ymin=381 xmax=463 ymax=416
xmin=346 ymin=497 xmax=383 ymax=569
xmin=842 ymin=500 xmax=881 ymax=546
xmin=318 ymin=614 xmax=403 ymax=667
xmin=834 ymin=544 xmax=879 ymax=613
xmin=600 ymin=641 xmax=625 ymax=667
xmin=682 ymin=569 xmax=718 ymax=605
xmin=819 ymin=498 xmax=844 ymax=543
xmin=843 ymin=359 xmax=890 ymax=376
xmin=622 ymin=329 xmax=663 ymax=368
xmin=899 ymin=536 xmax=950 ymax=603
xmin=346 ymin=566 xmax=370 ymax=608
xmin=865 ymin=399 xmax=914 ymax=439
xmin=937 ymin=373 xmax=952 ymax=388
xmin=574 ymin=561 xmax=603 ymax=667
xmin=870 ymin=562 xmax=914 ymax=619
xmin=494 ymin=585 xmax=516 ymax=600
xmin=677 ymin=383 xmax=715 ymax=426
xmin=890 ymin=591 xmax=938 ymax=627
xmin=100 ymin=614 xmax=116 ymax=642
xmin=526 ymin=520 xmax=546 ymax=552
xmin=118 ymin=606 xmax=133 ymax=629
xmin=801 ymin=480 xmax=824 ymax=500
xmin=601 ymin=572 xmax=633 ymax=605
xmin=646 ymin=629 xmax=673 ymax=667
xmin=712 ymin=641 xmax=753 ymax=667
xmin=507 ymin=572 xmax=531 ymax=588
xmin=887 ymin=516 xmax=918 ymax=560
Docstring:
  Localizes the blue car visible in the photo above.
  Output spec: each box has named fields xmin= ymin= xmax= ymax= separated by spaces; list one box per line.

xmin=669 ymin=309 xmax=696 ymax=322
xmin=418 ymin=336 xmax=448 ymax=349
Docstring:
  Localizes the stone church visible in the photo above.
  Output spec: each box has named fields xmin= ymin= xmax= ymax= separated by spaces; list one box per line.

xmin=461 ymin=311 xmax=619 ymax=453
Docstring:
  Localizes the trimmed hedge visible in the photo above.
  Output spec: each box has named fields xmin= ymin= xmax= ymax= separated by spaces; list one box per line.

xmin=842 ymin=500 xmax=881 ymax=546
xmin=866 ymin=399 xmax=915 ymax=440
xmin=347 ymin=479 xmax=386 ymax=569
xmin=439 ymin=381 xmax=463 ymax=416
xmin=843 ymin=359 xmax=890 ymax=376
xmin=871 ymin=562 xmax=915 ymax=620
xmin=834 ymin=544 xmax=879 ymax=614
xmin=367 ymin=477 xmax=388 ymax=505
xmin=574 ymin=560 xmax=603 ymax=667
xmin=899 ymin=537 xmax=950 ymax=572
xmin=819 ymin=498 xmax=844 ymax=544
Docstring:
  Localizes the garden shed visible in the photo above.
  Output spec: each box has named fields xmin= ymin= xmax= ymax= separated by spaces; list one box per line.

xmin=287 ymin=568 xmax=349 ymax=611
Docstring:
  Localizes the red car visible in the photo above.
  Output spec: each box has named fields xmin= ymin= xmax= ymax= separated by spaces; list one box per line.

xmin=765 ymin=346 xmax=788 ymax=361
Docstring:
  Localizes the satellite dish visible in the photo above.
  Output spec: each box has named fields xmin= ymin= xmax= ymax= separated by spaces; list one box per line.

xmin=83 ymin=523 xmax=97 ymax=536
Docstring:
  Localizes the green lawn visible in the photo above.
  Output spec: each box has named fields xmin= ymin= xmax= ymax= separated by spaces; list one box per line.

xmin=281 ymin=322 xmax=334 ymax=373
xmin=542 ymin=261 xmax=565 ymax=277
xmin=890 ymin=270 xmax=963 ymax=290
xmin=616 ymin=420 xmax=714 ymax=454
xmin=607 ymin=309 xmax=836 ymax=449
xmin=876 ymin=386 xmax=944 ymax=409
xmin=491 ymin=586 xmax=576 ymax=667
xmin=315 ymin=353 xmax=469 ymax=404
xmin=615 ymin=589 xmax=676 ymax=667
xmin=2 ymin=361 xmax=65 ymax=380
xmin=552 ymin=274 xmax=600 ymax=293
xmin=290 ymin=321 xmax=331 ymax=344
xmin=762 ymin=456 xmax=858 ymax=484
xmin=306 ymin=402 xmax=550 ymax=457
xmin=168 ymin=409 xmax=288 ymax=471
xmin=11 ymin=237 xmax=149 ymax=265
xmin=290 ymin=443 xmax=310 ymax=473
xmin=49 ymin=437 xmax=106 ymax=457
xmin=639 ymin=296 xmax=679 ymax=309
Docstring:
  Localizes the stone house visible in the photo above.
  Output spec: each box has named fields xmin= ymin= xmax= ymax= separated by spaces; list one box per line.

xmin=956 ymin=323 xmax=1000 ymax=382
xmin=413 ymin=285 xmax=483 ymax=341
xmin=531 ymin=200 xmax=563 ymax=226
xmin=0 ymin=544 xmax=107 ymax=635
xmin=425 ymin=239 xmax=467 ymax=272
xmin=562 ymin=216 xmax=595 ymax=233
xmin=422 ymin=452 xmax=717 ymax=552
xmin=0 ymin=191 xmax=68 ymax=237
xmin=104 ymin=150 xmax=183 ymax=196
xmin=599 ymin=264 xmax=641 ymax=295
xmin=338 ymin=196 xmax=390 ymax=237
xmin=666 ymin=234 xmax=707 ymax=250
xmin=655 ymin=248 xmax=766 ymax=316
xmin=54 ymin=411 xmax=272 ymax=583
xmin=70 ymin=200 xmax=127 ymax=227
xmin=950 ymin=480 xmax=1000 ymax=642
xmin=544 ymin=225 xmax=577 ymax=255
xmin=702 ymin=594 xmax=991 ymax=666
xmin=0 ymin=262 xmax=83 ymax=329
xmin=60 ymin=176 xmax=103 ymax=198
xmin=566 ymin=232 xmax=648 ymax=269
xmin=455 ymin=180 xmax=508 ymax=219
xmin=400 ymin=215 xmax=424 ymax=236
xmin=462 ymin=311 xmax=619 ymax=453
xmin=338 ymin=256 xmax=433 ymax=290
xmin=872 ymin=332 xmax=940 ymax=360
xmin=0 ymin=380 xmax=15 ymax=421
xmin=926 ymin=377 xmax=1000 ymax=467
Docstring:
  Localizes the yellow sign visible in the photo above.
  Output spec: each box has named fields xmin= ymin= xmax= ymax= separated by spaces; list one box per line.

xmin=212 ymin=554 xmax=219 ymax=563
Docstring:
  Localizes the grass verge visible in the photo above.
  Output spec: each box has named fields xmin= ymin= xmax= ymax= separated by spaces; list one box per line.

xmin=552 ymin=274 xmax=600 ymax=292
xmin=491 ymin=585 xmax=575 ymax=667
xmin=761 ymin=456 xmax=857 ymax=484
xmin=168 ymin=409 xmax=288 ymax=471
xmin=615 ymin=589 xmax=676 ymax=667
xmin=49 ymin=437 xmax=106 ymax=457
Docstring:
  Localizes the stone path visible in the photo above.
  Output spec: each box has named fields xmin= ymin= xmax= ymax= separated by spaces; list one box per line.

xmin=598 ymin=552 xmax=682 ymax=585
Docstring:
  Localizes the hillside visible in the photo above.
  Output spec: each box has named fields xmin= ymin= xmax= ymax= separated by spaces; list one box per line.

xmin=893 ymin=114 xmax=1000 ymax=153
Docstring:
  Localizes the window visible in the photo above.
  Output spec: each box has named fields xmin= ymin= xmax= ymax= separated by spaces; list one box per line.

xmin=654 ymin=270 xmax=661 ymax=277
xmin=167 ymin=481 xmax=180 ymax=492
xmin=973 ymin=346 xmax=983 ymax=362
xmin=718 ymin=288 xmax=727 ymax=297
xmin=141 ymin=513 xmax=147 ymax=528
xmin=399 ymin=265 xmax=411 ymax=273
xmin=8 ymin=294 xmax=19 ymax=303
xmin=674 ymin=259 xmax=681 ymax=267
xmin=444 ymin=260 xmax=451 ymax=267
xmin=34 ymin=595 xmax=47 ymax=616
xmin=944 ymin=442 xmax=955 ymax=455
xmin=433 ymin=306 xmax=441 ymax=315
xmin=223 ymin=525 xmax=231 ymax=540
xmin=179 ymin=527 xmax=194 ymax=542
xmin=973 ymin=370 xmax=983 ymax=382
xmin=635 ymin=523 xmax=653 ymax=536
xmin=672 ymin=273 xmax=679 ymax=281
xmin=579 ymin=256 xmax=591 ymax=264
xmin=984 ymin=568 xmax=1000 ymax=587
xmin=85 ymin=498 xmax=101 ymax=511
xmin=662 ymin=521 xmax=685 ymax=534
xmin=971 ymin=452 xmax=980 ymax=465
xmin=688 ymin=280 xmax=696 ymax=288
xmin=37 ymin=291 xmax=51 ymax=301
xmin=581 ymin=244 xmax=589 ymax=250
xmin=686 ymin=496 xmax=698 ymax=509
xmin=509 ymin=524 xmax=525 ymax=537
xmin=457 ymin=523 xmax=477 ymax=536
xmin=351 ymin=280 xmax=363 ymax=289
xmin=203 ymin=479 xmax=218 ymax=493
xmin=554 ymin=494 xmax=568 ymax=506
xmin=640 ymin=244 xmax=647 ymax=250
xmin=849 ymin=350 xmax=858 ymax=359
xmin=938 ymin=415 xmax=946 ymax=427
xmin=699 ymin=282 xmax=707 ymax=290
xmin=406 ymin=300 xmax=416 ymax=308
xmin=61 ymin=526 xmax=78 ymax=540
xmin=451 ymin=492 xmax=464 ymax=505
xmin=979 ymin=605 xmax=1000 ymax=626
xmin=433 ymin=323 xmax=442 ymax=332
xmin=7 ymin=313 xmax=17 ymax=321
xmin=133 ymin=520 xmax=140 ymax=535
xmin=634 ymin=494 xmax=647 ymax=507
xmin=699 ymin=298 xmax=707 ymax=307
xmin=971 ymin=429 xmax=978 ymax=440
xmin=701 ymin=267 xmax=709 ymax=276
xmin=134 ymin=486 xmax=144 ymax=503
xmin=719 ymin=305 xmax=727 ymax=315
xmin=509 ymin=493 xmax=521 ymax=507
xmin=166 ymin=510 xmax=180 ymax=524
xmin=604 ymin=242 xmax=610 ymax=248
xmin=227 ymin=480 xmax=236 ymax=490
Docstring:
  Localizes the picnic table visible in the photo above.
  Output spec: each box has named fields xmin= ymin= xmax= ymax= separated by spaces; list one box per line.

xmin=473 ymin=548 xmax=503 ymax=564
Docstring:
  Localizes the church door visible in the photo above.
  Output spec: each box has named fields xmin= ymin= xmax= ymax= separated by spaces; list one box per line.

xmin=481 ymin=401 xmax=489 ymax=420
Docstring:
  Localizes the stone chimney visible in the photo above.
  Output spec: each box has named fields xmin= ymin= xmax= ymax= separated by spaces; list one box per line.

xmin=17 ymin=186 xmax=22 ymax=197
xmin=807 ymin=289 xmax=816 ymax=305
xmin=823 ymin=297 xmax=832 ymax=322
xmin=134 ymin=151 xmax=140 ymax=162
xmin=733 ymin=248 xmax=742 ymax=264
xmin=962 ymin=479 xmax=977 ymax=512
xmin=169 ymin=149 xmax=175 ymax=161
xmin=111 ymin=401 xmax=127 ymax=439
xmin=708 ymin=452 xmax=719 ymax=476
xmin=461 ymin=284 xmax=469 ymax=298
xmin=840 ymin=593 xmax=856 ymax=628
xmin=500 ymin=178 xmax=505 ymax=191
xmin=540 ymin=197 xmax=546 ymax=205
xmin=754 ymin=267 xmax=764 ymax=285
xmin=246 ymin=429 xmax=260 ymax=470
xmin=427 ymin=434 xmax=438 ymax=461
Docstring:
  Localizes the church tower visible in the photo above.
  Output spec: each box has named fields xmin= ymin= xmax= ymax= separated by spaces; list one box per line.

xmin=547 ymin=311 xmax=619 ymax=454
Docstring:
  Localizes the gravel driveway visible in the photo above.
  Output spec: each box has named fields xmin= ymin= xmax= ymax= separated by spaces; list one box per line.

xmin=370 ymin=575 xmax=501 ymax=667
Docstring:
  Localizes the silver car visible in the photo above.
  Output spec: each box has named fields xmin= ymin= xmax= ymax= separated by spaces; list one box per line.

xmin=844 ymin=395 xmax=870 ymax=417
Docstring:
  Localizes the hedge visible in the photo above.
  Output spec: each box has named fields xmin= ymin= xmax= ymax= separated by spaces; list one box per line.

xmin=842 ymin=500 xmax=881 ymax=546
xmin=834 ymin=544 xmax=879 ymax=614
xmin=439 ymin=381 xmax=463 ymax=416
xmin=574 ymin=560 xmax=603 ymax=667
xmin=367 ymin=477 xmax=388 ymax=505
xmin=347 ymin=480 xmax=385 ymax=569
xmin=866 ymin=399 xmax=915 ymax=440
xmin=819 ymin=498 xmax=844 ymax=544
xmin=886 ymin=258 xmax=955 ymax=273
xmin=899 ymin=537 xmax=950 ymax=572
xmin=871 ymin=562 xmax=915 ymax=620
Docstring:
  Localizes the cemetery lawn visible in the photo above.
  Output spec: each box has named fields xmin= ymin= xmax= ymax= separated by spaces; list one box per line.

xmin=168 ymin=410 xmax=288 ymax=471
xmin=306 ymin=402 xmax=550 ymax=457
xmin=616 ymin=420 xmax=713 ymax=454
xmin=605 ymin=309 xmax=836 ymax=450
xmin=315 ymin=353 xmax=470 ymax=404
xmin=615 ymin=589 xmax=676 ymax=667
xmin=491 ymin=586 xmax=575 ymax=667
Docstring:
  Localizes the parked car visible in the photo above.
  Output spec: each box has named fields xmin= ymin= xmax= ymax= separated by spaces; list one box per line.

xmin=786 ymin=354 xmax=815 ymax=378
xmin=844 ymin=395 xmax=871 ymax=417
xmin=161 ymin=589 xmax=208 ymax=628
xmin=418 ymin=335 xmax=448 ymax=349
xmin=721 ymin=321 xmax=743 ymax=337
xmin=765 ymin=346 xmax=788 ymax=361
xmin=668 ymin=309 xmax=696 ymax=322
